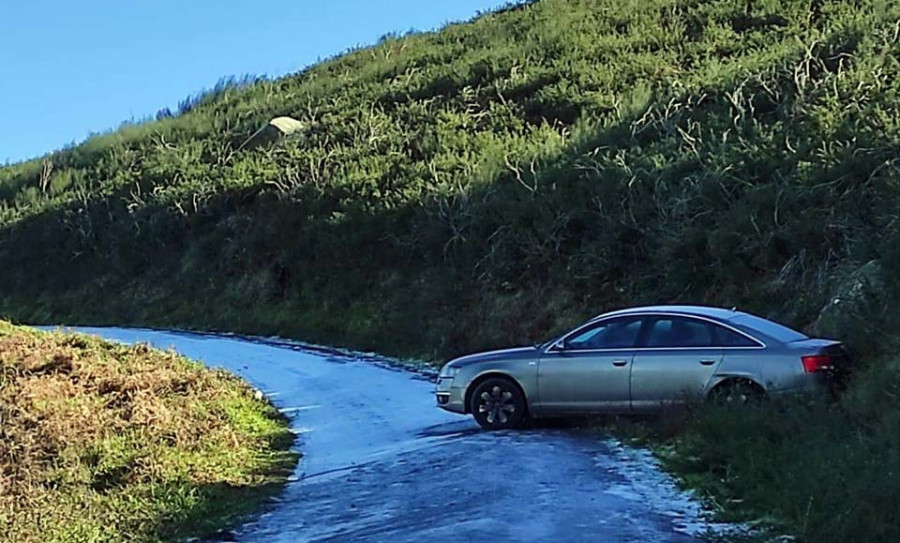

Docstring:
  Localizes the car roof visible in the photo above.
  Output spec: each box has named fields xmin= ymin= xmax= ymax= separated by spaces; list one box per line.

xmin=585 ymin=305 xmax=812 ymax=345
xmin=590 ymin=305 xmax=747 ymax=323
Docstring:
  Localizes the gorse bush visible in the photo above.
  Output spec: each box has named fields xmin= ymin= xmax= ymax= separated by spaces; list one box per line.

xmin=1 ymin=2 xmax=900 ymax=537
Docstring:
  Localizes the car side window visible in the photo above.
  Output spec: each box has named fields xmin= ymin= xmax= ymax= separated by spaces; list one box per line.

xmin=566 ymin=317 xmax=644 ymax=350
xmin=712 ymin=325 xmax=759 ymax=347
xmin=644 ymin=317 xmax=716 ymax=348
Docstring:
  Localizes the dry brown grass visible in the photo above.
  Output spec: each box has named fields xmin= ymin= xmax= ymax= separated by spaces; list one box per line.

xmin=0 ymin=321 xmax=296 ymax=542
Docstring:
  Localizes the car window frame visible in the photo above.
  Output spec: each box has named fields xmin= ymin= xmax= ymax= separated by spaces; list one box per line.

xmin=547 ymin=312 xmax=765 ymax=353
xmin=635 ymin=314 xmax=765 ymax=350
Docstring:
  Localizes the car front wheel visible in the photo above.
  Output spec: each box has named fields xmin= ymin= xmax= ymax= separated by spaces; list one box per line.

xmin=469 ymin=378 xmax=526 ymax=430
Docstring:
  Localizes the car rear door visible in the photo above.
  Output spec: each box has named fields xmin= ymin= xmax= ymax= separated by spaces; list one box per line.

xmin=536 ymin=315 xmax=645 ymax=414
xmin=630 ymin=316 xmax=723 ymax=411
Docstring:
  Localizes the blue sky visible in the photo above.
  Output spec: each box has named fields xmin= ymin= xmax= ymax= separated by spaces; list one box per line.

xmin=0 ymin=0 xmax=509 ymax=164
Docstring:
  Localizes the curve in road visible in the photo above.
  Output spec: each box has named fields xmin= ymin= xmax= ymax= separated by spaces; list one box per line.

xmin=65 ymin=328 xmax=730 ymax=542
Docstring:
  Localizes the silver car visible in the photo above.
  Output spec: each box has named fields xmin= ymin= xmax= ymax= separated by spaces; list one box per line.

xmin=436 ymin=305 xmax=850 ymax=430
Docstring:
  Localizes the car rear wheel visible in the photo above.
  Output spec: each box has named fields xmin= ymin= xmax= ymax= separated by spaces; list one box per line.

xmin=709 ymin=378 xmax=766 ymax=406
xmin=470 ymin=378 xmax=526 ymax=430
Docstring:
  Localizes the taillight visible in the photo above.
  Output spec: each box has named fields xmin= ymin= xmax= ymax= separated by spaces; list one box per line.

xmin=802 ymin=354 xmax=834 ymax=373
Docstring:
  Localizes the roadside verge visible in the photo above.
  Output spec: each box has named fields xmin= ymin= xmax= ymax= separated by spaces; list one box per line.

xmin=0 ymin=321 xmax=298 ymax=543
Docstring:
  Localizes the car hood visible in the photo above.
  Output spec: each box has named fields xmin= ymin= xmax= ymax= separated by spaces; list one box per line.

xmin=449 ymin=346 xmax=539 ymax=367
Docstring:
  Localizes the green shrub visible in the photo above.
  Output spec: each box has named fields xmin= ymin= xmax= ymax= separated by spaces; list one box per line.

xmin=669 ymin=358 xmax=900 ymax=542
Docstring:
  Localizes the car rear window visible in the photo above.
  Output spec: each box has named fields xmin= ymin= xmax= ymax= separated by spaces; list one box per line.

xmin=730 ymin=314 xmax=807 ymax=343
xmin=713 ymin=326 xmax=760 ymax=347
xmin=642 ymin=316 xmax=761 ymax=348
xmin=644 ymin=317 xmax=715 ymax=348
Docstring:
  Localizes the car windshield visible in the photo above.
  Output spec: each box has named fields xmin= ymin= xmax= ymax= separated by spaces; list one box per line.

xmin=730 ymin=314 xmax=807 ymax=343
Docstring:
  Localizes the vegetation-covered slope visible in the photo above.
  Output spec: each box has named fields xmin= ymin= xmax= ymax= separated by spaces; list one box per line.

xmin=2 ymin=0 xmax=898 ymax=359
xmin=0 ymin=323 xmax=296 ymax=543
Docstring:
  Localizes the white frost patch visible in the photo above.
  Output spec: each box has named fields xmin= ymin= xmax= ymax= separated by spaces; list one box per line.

xmin=597 ymin=438 xmax=744 ymax=539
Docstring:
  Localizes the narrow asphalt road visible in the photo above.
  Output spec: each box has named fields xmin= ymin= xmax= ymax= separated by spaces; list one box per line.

xmin=66 ymin=328 xmax=727 ymax=543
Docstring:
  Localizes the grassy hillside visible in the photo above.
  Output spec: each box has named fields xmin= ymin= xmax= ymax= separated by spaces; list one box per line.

xmin=2 ymin=0 xmax=898 ymax=359
xmin=0 ymin=322 xmax=296 ymax=542
xmin=2 ymin=0 xmax=900 ymax=540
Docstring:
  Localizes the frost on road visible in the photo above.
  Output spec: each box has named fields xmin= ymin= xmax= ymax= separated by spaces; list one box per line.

xmin=67 ymin=328 xmax=729 ymax=543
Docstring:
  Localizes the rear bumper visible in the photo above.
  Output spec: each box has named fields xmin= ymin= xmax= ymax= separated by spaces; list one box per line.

xmin=770 ymin=372 xmax=834 ymax=397
xmin=435 ymin=377 xmax=466 ymax=414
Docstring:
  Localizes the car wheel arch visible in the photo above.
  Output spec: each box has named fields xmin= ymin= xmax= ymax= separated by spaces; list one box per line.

xmin=464 ymin=372 xmax=529 ymax=415
xmin=707 ymin=376 xmax=767 ymax=400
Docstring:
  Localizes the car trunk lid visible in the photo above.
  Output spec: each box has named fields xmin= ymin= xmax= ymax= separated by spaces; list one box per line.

xmin=790 ymin=338 xmax=854 ymax=389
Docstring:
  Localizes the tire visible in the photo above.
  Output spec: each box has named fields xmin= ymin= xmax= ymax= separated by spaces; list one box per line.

xmin=709 ymin=378 xmax=766 ymax=406
xmin=469 ymin=378 xmax=527 ymax=430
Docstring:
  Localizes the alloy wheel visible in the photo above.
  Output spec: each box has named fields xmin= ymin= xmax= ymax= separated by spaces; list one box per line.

xmin=470 ymin=378 xmax=526 ymax=430
xmin=478 ymin=385 xmax=517 ymax=425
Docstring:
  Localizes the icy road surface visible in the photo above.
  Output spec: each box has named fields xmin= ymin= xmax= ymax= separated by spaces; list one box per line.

xmin=64 ymin=328 xmax=730 ymax=542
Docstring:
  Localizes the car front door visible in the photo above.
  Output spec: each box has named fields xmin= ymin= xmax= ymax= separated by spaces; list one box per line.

xmin=630 ymin=316 xmax=724 ymax=411
xmin=536 ymin=315 xmax=645 ymax=414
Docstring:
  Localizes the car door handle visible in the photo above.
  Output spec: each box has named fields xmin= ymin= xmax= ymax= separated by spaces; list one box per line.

xmin=699 ymin=359 xmax=717 ymax=366
xmin=613 ymin=360 xmax=629 ymax=367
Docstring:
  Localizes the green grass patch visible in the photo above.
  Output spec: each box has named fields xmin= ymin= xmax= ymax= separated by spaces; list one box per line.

xmin=0 ymin=322 xmax=298 ymax=543
xmin=660 ymin=360 xmax=900 ymax=543
xmin=581 ymin=358 xmax=900 ymax=543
